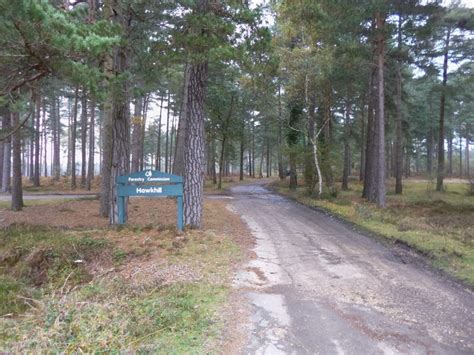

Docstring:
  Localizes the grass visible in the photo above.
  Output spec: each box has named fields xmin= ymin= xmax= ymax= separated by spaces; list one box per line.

xmin=272 ymin=178 xmax=474 ymax=285
xmin=0 ymin=220 xmax=241 ymax=352
xmin=0 ymin=198 xmax=80 ymax=209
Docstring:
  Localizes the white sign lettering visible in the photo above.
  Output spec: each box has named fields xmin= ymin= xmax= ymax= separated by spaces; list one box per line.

xmin=136 ymin=187 xmax=163 ymax=194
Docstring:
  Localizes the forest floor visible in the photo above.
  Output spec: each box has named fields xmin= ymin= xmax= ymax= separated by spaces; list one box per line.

xmin=271 ymin=178 xmax=474 ymax=286
xmin=0 ymin=193 xmax=253 ymax=352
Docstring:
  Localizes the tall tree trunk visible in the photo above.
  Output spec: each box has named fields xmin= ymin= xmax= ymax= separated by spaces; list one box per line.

xmin=71 ymin=88 xmax=79 ymax=189
xmin=466 ymin=124 xmax=470 ymax=179
xmin=80 ymin=91 xmax=88 ymax=187
xmin=363 ymin=70 xmax=376 ymax=199
xmin=305 ymin=96 xmax=316 ymax=192
xmin=139 ymin=95 xmax=149 ymax=171
xmin=427 ymin=124 xmax=433 ymax=175
xmin=183 ymin=60 xmax=208 ymax=228
xmin=239 ymin=115 xmax=245 ymax=181
xmin=0 ymin=117 xmax=3 ymax=190
xmin=42 ymin=103 xmax=47 ymax=177
xmin=342 ymin=98 xmax=352 ymax=191
xmin=33 ymin=94 xmax=41 ymax=186
xmin=173 ymin=63 xmax=190 ymax=176
xmin=29 ymin=104 xmax=34 ymax=181
xmin=11 ymin=111 xmax=23 ymax=211
xmin=277 ymin=85 xmax=285 ymax=180
xmin=52 ymin=96 xmax=61 ymax=180
xmin=155 ymin=95 xmax=164 ymax=170
xmin=372 ymin=11 xmax=386 ymax=207
xmin=447 ymin=128 xmax=453 ymax=176
xmin=321 ymin=83 xmax=334 ymax=188
xmin=436 ymin=27 xmax=451 ymax=191
xmin=459 ymin=136 xmax=463 ymax=178
xmin=87 ymin=99 xmax=95 ymax=190
xmin=2 ymin=112 xmax=11 ymax=193
xmin=359 ymin=99 xmax=366 ymax=181
xmin=165 ymin=91 xmax=171 ymax=173
xmin=394 ymin=15 xmax=404 ymax=194
xmin=131 ymin=96 xmax=143 ymax=172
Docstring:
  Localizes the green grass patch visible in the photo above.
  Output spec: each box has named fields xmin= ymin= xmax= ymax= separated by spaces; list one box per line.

xmin=272 ymin=179 xmax=474 ymax=285
xmin=0 ymin=222 xmax=241 ymax=352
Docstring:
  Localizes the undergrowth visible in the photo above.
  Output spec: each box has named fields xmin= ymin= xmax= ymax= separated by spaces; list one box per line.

xmin=0 ymin=223 xmax=240 ymax=352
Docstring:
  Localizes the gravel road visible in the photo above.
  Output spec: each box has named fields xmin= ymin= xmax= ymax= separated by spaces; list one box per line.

xmin=230 ymin=183 xmax=474 ymax=354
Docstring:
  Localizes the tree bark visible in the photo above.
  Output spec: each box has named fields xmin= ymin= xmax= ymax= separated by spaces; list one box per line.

xmin=52 ymin=96 xmax=61 ymax=180
xmin=183 ymin=61 xmax=208 ymax=228
xmin=80 ymin=91 xmax=88 ymax=187
xmin=87 ymin=98 xmax=95 ymax=190
xmin=139 ymin=95 xmax=149 ymax=170
xmin=165 ymin=91 xmax=171 ymax=173
xmin=1 ymin=112 xmax=11 ymax=193
xmin=131 ymin=96 xmax=143 ymax=172
xmin=466 ymin=124 xmax=470 ymax=179
xmin=11 ymin=111 xmax=23 ymax=211
xmin=372 ymin=11 xmax=386 ymax=207
xmin=342 ymin=98 xmax=352 ymax=191
xmin=42 ymin=103 xmax=47 ymax=177
xmin=155 ymin=95 xmax=164 ymax=170
xmin=71 ymin=87 xmax=79 ymax=189
xmin=359 ymin=99 xmax=366 ymax=181
xmin=436 ymin=27 xmax=451 ymax=191
xmin=394 ymin=15 xmax=404 ymax=194
xmin=277 ymin=85 xmax=285 ymax=180
xmin=173 ymin=63 xmax=190 ymax=176
xmin=33 ymin=94 xmax=41 ymax=186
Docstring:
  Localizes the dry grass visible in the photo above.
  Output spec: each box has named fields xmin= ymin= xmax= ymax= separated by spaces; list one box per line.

xmin=0 ymin=196 xmax=252 ymax=353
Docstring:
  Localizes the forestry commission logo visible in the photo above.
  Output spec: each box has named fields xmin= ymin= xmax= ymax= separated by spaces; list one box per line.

xmin=145 ymin=170 xmax=152 ymax=179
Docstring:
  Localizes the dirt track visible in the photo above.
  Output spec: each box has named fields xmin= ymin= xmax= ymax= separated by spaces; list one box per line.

xmin=230 ymin=183 xmax=474 ymax=354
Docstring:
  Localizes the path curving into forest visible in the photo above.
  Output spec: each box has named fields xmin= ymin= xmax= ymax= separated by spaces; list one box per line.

xmin=230 ymin=182 xmax=474 ymax=354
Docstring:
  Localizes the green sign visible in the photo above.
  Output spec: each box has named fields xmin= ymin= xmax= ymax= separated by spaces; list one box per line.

xmin=116 ymin=170 xmax=183 ymax=231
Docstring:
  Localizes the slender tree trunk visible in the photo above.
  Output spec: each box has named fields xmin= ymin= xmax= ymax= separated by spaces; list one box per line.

xmin=165 ymin=91 xmax=171 ymax=173
xmin=459 ymin=137 xmax=463 ymax=178
xmin=363 ymin=70 xmax=376 ymax=199
xmin=372 ymin=11 xmax=386 ymax=207
xmin=81 ymin=91 xmax=88 ymax=187
xmin=139 ymin=95 xmax=149 ymax=171
xmin=447 ymin=129 xmax=453 ymax=176
xmin=0 ymin=118 xmax=3 ymax=190
xmin=305 ymin=97 xmax=316 ymax=192
xmin=173 ymin=62 xmax=190 ymax=176
xmin=359 ymin=100 xmax=366 ymax=181
xmin=342 ymin=98 xmax=352 ymax=191
xmin=436 ymin=27 xmax=451 ymax=191
xmin=277 ymin=85 xmax=285 ymax=180
xmin=42 ymin=103 xmax=47 ymax=177
xmin=71 ymin=88 xmax=79 ymax=189
xmin=87 ymin=98 xmax=95 ymax=190
xmin=2 ymin=112 xmax=11 ymax=193
xmin=155 ymin=95 xmax=164 ymax=170
xmin=29 ymin=104 xmax=34 ymax=181
xmin=33 ymin=94 xmax=41 ymax=186
xmin=11 ymin=111 xmax=23 ymax=211
xmin=239 ymin=116 xmax=245 ymax=181
xmin=52 ymin=96 xmax=61 ymax=180
xmin=131 ymin=96 xmax=143 ymax=172
xmin=394 ymin=15 xmax=404 ymax=194
xmin=466 ymin=125 xmax=470 ymax=179
xmin=427 ymin=124 xmax=433 ymax=175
